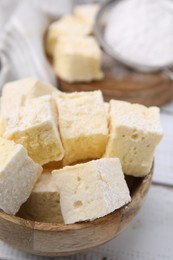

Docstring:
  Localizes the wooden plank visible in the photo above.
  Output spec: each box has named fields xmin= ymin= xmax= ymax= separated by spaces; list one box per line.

xmin=59 ymin=55 xmax=173 ymax=107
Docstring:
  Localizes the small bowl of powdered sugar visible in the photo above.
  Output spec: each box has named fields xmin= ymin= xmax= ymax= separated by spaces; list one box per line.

xmin=95 ymin=0 xmax=173 ymax=76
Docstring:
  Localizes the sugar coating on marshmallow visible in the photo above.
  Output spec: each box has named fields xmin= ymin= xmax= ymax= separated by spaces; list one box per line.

xmin=3 ymin=95 xmax=64 ymax=165
xmin=0 ymin=78 xmax=58 ymax=134
xmin=0 ymin=137 xmax=42 ymax=215
xmin=53 ymin=35 xmax=104 ymax=83
xmin=19 ymin=170 xmax=63 ymax=223
xmin=46 ymin=15 xmax=91 ymax=56
xmin=52 ymin=158 xmax=131 ymax=224
xmin=1 ymin=78 xmax=56 ymax=117
xmin=54 ymin=91 xmax=108 ymax=165
xmin=104 ymin=100 xmax=163 ymax=177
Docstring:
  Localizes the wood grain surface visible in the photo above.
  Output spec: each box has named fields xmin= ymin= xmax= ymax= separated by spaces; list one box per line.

xmin=0 ymin=169 xmax=153 ymax=257
xmin=59 ymin=54 xmax=173 ymax=107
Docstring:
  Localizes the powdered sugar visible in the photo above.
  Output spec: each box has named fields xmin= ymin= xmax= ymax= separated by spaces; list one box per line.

xmin=105 ymin=0 xmax=173 ymax=68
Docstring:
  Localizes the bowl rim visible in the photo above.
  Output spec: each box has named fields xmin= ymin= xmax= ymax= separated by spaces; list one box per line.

xmin=0 ymin=170 xmax=153 ymax=232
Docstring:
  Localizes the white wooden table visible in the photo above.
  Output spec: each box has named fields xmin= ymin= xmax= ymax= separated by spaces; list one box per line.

xmin=0 ymin=102 xmax=173 ymax=260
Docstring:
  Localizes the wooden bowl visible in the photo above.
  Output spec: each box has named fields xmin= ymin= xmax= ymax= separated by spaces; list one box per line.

xmin=0 ymin=168 xmax=153 ymax=257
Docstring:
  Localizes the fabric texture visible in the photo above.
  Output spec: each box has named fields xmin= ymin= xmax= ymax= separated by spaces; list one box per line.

xmin=0 ymin=0 xmax=72 ymax=91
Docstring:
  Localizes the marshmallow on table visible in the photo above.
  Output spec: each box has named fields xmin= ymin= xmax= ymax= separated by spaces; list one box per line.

xmin=104 ymin=100 xmax=163 ymax=177
xmin=54 ymin=90 xmax=108 ymax=166
xmin=0 ymin=137 xmax=42 ymax=215
xmin=74 ymin=4 xmax=100 ymax=32
xmin=46 ymin=15 xmax=92 ymax=57
xmin=52 ymin=158 xmax=131 ymax=224
xmin=19 ymin=170 xmax=63 ymax=223
xmin=3 ymin=95 xmax=64 ymax=165
xmin=53 ymin=35 xmax=104 ymax=83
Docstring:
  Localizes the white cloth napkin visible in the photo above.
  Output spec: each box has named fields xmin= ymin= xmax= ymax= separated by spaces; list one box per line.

xmin=0 ymin=0 xmax=72 ymax=92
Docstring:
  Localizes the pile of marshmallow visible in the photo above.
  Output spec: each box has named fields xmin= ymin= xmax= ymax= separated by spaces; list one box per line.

xmin=0 ymin=78 xmax=163 ymax=224
xmin=46 ymin=4 xmax=104 ymax=83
